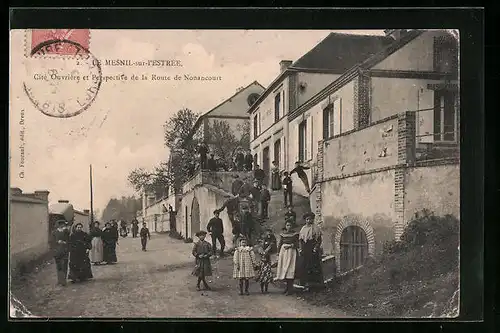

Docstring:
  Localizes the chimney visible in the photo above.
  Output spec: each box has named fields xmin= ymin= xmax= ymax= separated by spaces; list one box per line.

xmin=279 ymin=60 xmax=293 ymax=73
xmin=58 ymin=200 xmax=69 ymax=203
xmin=34 ymin=190 xmax=50 ymax=202
xmin=10 ymin=187 xmax=22 ymax=196
xmin=83 ymin=209 xmax=90 ymax=215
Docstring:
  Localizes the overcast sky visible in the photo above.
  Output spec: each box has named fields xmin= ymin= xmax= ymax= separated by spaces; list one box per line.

xmin=10 ymin=29 xmax=384 ymax=213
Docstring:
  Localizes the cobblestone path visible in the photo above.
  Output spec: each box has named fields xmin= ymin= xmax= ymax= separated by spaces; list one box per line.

xmin=10 ymin=234 xmax=348 ymax=318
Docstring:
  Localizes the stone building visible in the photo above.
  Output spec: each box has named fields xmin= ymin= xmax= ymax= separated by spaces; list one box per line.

xmin=287 ymin=29 xmax=459 ymax=274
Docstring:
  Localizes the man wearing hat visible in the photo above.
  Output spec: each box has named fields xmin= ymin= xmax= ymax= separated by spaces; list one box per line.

xmin=231 ymin=174 xmax=244 ymax=196
xmin=52 ymin=219 xmax=70 ymax=286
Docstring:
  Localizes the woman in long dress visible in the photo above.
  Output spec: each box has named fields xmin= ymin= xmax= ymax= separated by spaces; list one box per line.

xmin=276 ymin=220 xmax=299 ymax=295
xmin=270 ymin=161 xmax=282 ymax=191
xmin=298 ymin=212 xmax=324 ymax=291
xmin=102 ymin=222 xmax=118 ymax=264
xmin=89 ymin=221 xmax=104 ymax=265
xmin=68 ymin=223 xmax=93 ymax=283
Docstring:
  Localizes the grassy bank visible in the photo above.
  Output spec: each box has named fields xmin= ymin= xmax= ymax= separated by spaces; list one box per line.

xmin=302 ymin=210 xmax=459 ymax=318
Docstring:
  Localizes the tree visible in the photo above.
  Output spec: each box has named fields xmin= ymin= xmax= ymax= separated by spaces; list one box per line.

xmin=101 ymin=196 xmax=142 ymax=223
xmin=206 ymin=119 xmax=251 ymax=168
xmin=128 ymin=108 xmax=200 ymax=197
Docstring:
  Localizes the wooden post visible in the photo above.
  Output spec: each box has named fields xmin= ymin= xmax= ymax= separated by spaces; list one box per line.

xmin=90 ymin=165 xmax=94 ymax=226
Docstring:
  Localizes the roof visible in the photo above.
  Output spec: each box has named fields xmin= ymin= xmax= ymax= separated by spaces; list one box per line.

xmin=288 ymin=30 xmax=425 ymax=122
xmin=248 ymin=32 xmax=393 ymax=114
xmin=291 ymin=32 xmax=393 ymax=72
xmin=185 ymin=80 xmax=265 ymax=142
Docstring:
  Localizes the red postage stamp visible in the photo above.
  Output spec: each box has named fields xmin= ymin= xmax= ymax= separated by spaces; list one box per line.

xmin=26 ymin=29 xmax=91 ymax=56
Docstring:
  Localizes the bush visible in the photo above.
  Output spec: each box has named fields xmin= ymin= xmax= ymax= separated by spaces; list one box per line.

xmin=302 ymin=210 xmax=460 ymax=317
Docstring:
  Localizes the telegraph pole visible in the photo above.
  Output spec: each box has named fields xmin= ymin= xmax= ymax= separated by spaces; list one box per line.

xmin=90 ymin=164 xmax=94 ymax=225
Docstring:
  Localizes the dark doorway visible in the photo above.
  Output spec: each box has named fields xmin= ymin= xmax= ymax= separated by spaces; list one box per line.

xmin=274 ymin=139 xmax=281 ymax=168
xmin=339 ymin=226 xmax=369 ymax=273
xmin=191 ymin=197 xmax=201 ymax=238
xmin=262 ymin=146 xmax=270 ymax=186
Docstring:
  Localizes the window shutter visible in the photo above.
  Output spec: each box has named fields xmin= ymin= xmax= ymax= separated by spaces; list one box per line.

xmin=323 ymin=106 xmax=329 ymax=139
xmin=333 ymin=98 xmax=342 ymax=136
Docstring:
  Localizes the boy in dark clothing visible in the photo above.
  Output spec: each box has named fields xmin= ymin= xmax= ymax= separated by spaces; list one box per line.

xmin=282 ymin=172 xmax=293 ymax=207
xmin=140 ymin=223 xmax=151 ymax=251
xmin=235 ymin=150 xmax=245 ymax=171
xmin=52 ymin=220 xmax=70 ymax=286
xmin=260 ymin=185 xmax=271 ymax=219
xmin=253 ymin=165 xmax=265 ymax=185
xmin=131 ymin=219 xmax=139 ymax=238
xmin=207 ymin=211 xmax=225 ymax=256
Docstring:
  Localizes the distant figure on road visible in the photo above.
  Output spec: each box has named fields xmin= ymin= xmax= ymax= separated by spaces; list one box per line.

xmin=89 ymin=221 xmax=104 ymax=265
xmin=140 ymin=223 xmax=151 ymax=251
xmin=207 ymin=210 xmax=225 ymax=257
xmin=290 ymin=161 xmax=311 ymax=193
xmin=282 ymin=171 xmax=293 ymax=208
xmin=198 ymin=142 xmax=209 ymax=170
xmin=68 ymin=223 xmax=93 ymax=283
xmin=102 ymin=222 xmax=118 ymax=264
xmin=131 ymin=219 xmax=139 ymax=238
xmin=52 ymin=219 xmax=70 ymax=287
xmin=120 ymin=220 xmax=128 ymax=237
xmin=233 ymin=237 xmax=258 ymax=295
xmin=244 ymin=151 xmax=253 ymax=171
xmin=192 ymin=230 xmax=212 ymax=291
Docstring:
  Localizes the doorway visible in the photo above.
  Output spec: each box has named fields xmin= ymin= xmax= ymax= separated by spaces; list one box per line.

xmin=274 ymin=139 xmax=281 ymax=168
xmin=191 ymin=197 xmax=201 ymax=238
xmin=262 ymin=146 xmax=270 ymax=186
xmin=339 ymin=226 xmax=369 ymax=273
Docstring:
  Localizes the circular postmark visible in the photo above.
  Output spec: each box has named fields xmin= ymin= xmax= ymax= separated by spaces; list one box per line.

xmin=23 ymin=39 xmax=102 ymax=118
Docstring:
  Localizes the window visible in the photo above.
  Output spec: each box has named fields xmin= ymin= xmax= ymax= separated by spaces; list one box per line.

xmin=253 ymin=115 xmax=258 ymax=140
xmin=274 ymin=92 xmax=281 ymax=122
xmin=339 ymin=226 xmax=369 ymax=273
xmin=433 ymin=90 xmax=458 ymax=142
xmin=434 ymin=35 xmax=458 ymax=74
xmin=323 ymin=104 xmax=334 ymax=139
xmin=298 ymin=120 xmax=307 ymax=162
xmin=274 ymin=139 xmax=281 ymax=167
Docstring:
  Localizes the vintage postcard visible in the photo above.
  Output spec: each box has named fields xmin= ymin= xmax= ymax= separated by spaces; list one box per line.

xmin=9 ymin=28 xmax=460 ymax=319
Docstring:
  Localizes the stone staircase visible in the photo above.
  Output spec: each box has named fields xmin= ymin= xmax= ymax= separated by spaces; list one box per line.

xmin=263 ymin=189 xmax=312 ymax=234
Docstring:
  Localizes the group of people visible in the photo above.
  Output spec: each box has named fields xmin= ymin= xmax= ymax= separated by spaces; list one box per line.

xmin=198 ymin=143 xmax=255 ymax=173
xmin=52 ymin=219 xmax=152 ymax=287
xmin=191 ymin=211 xmax=324 ymax=295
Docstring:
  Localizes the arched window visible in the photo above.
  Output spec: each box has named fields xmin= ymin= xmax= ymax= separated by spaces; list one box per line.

xmin=339 ymin=226 xmax=369 ymax=273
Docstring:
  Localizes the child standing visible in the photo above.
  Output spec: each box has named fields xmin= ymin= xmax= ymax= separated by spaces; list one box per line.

xmin=192 ymin=230 xmax=212 ymax=291
xmin=282 ymin=171 xmax=293 ymax=208
xmin=233 ymin=237 xmax=257 ymax=295
xmin=139 ymin=223 xmax=151 ymax=251
xmin=256 ymin=229 xmax=277 ymax=293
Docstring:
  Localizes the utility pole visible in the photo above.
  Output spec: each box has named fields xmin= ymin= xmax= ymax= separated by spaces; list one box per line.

xmin=90 ymin=164 xmax=94 ymax=226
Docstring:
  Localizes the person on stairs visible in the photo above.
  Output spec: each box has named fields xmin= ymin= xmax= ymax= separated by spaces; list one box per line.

xmin=260 ymin=184 xmax=271 ymax=220
xmin=290 ymin=161 xmax=311 ymax=193
xmin=282 ymin=171 xmax=293 ymax=208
